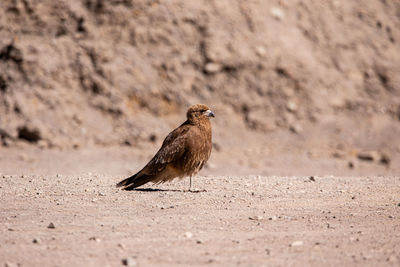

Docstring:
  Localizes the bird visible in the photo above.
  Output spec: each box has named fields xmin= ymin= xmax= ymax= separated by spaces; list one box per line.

xmin=116 ymin=104 xmax=215 ymax=191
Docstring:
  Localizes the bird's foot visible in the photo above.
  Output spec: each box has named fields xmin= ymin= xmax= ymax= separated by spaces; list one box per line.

xmin=186 ymin=188 xmax=207 ymax=193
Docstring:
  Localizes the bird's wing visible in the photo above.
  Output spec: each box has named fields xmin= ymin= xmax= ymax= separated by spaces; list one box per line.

xmin=142 ymin=123 xmax=190 ymax=174
xmin=116 ymin=123 xmax=191 ymax=190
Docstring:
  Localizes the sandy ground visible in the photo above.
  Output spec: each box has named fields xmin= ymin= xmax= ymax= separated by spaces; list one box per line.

xmin=0 ymin=147 xmax=399 ymax=266
xmin=2 ymin=1 xmax=400 ymax=265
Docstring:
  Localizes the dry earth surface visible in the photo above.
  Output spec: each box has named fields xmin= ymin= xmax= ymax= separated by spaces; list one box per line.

xmin=1 ymin=0 xmax=400 ymax=266
xmin=1 ymin=0 xmax=400 ymax=152
xmin=1 ymin=146 xmax=400 ymax=267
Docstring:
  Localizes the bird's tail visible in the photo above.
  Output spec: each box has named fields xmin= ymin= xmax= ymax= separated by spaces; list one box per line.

xmin=116 ymin=172 xmax=154 ymax=190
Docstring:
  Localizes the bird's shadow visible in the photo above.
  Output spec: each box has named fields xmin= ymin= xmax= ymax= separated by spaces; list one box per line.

xmin=132 ymin=188 xmax=206 ymax=193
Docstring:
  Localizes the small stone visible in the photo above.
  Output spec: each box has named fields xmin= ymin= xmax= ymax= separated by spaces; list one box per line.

xmin=290 ymin=241 xmax=303 ymax=247
xmin=268 ymin=216 xmax=277 ymax=221
xmin=204 ymin=62 xmax=222 ymax=74
xmin=270 ymin=7 xmax=284 ymax=20
xmin=256 ymin=46 xmax=266 ymax=57
xmin=196 ymin=240 xmax=203 ymax=244
xmin=309 ymin=176 xmax=316 ymax=182
xmin=380 ymin=153 xmax=390 ymax=165
xmin=286 ymin=101 xmax=297 ymax=112
xmin=249 ymin=216 xmax=263 ymax=221
xmin=289 ymin=123 xmax=303 ymax=134
xmin=185 ymin=232 xmax=193 ymax=238
xmin=4 ymin=262 xmax=18 ymax=267
xmin=122 ymin=257 xmax=137 ymax=266
xmin=32 ymin=238 xmax=40 ymax=244
xmin=357 ymin=151 xmax=379 ymax=161
xmin=38 ymin=139 xmax=47 ymax=148
xmin=148 ymin=134 xmax=157 ymax=142
xmin=348 ymin=161 xmax=354 ymax=169
xmin=89 ymin=237 xmax=101 ymax=242
xmin=47 ymin=222 xmax=55 ymax=229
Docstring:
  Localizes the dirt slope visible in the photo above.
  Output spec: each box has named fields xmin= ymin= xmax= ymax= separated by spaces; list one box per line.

xmin=0 ymin=0 xmax=399 ymax=156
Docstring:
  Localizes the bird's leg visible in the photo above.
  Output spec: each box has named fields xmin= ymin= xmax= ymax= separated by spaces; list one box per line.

xmin=187 ymin=176 xmax=206 ymax=193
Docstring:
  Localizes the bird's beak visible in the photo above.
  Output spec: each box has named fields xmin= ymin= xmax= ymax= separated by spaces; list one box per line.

xmin=204 ymin=110 xmax=215 ymax=118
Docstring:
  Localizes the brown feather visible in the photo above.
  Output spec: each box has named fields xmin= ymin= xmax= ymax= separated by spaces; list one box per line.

xmin=116 ymin=104 xmax=214 ymax=190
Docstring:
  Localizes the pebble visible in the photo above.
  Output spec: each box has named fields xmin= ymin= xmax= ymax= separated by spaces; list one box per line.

xmin=357 ymin=151 xmax=376 ymax=161
xmin=249 ymin=216 xmax=263 ymax=220
xmin=348 ymin=161 xmax=354 ymax=169
xmin=32 ymin=238 xmax=40 ymax=244
xmin=256 ymin=46 xmax=266 ymax=57
xmin=286 ymin=101 xmax=298 ymax=112
xmin=356 ymin=151 xmax=390 ymax=165
xmin=4 ymin=262 xmax=18 ymax=267
xmin=89 ymin=237 xmax=101 ymax=242
xmin=290 ymin=123 xmax=303 ymax=134
xmin=185 ymin=232 xmax=193 ymax=238
xmin=269 ymin=216 xmax=277 ymax=221
xmin=309 ymin=176 xmax=316 ymax=182
xmin=47 ymin=222 xmax=55 ymax=229
xmin=122 ymin=257 xmax=137 ymax=266
xmin=290 ymin=241 xmax=303 ymax=247
xmin=204 ymin=62 xmax=222 ymax=74
xmin=270 ymin=7 xmax=284 ymax=20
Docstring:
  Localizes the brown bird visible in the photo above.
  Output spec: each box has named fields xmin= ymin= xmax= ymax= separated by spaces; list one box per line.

xmin=116 ymin=104 xmax=215 ymax=191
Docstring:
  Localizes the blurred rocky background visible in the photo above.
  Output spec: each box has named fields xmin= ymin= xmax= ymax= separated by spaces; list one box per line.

xmin=0 ymin=0 xmax=399 ymax=174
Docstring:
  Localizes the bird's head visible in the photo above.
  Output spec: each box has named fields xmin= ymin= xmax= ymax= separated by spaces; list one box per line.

xmin=187 ymin=104 xmax=215 ymax=123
